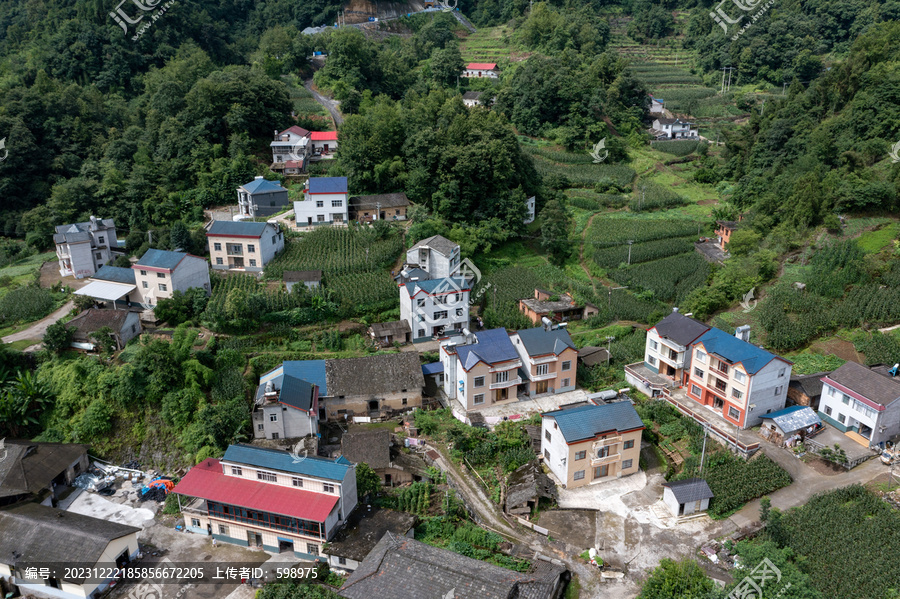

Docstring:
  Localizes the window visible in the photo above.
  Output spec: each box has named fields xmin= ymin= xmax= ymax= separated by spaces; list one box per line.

xmin=648 ymin=356 xmax=657 ymax=366
xmin=728 ymin=407 xmax=740 ymax=420
xmin=317 ymin=215 xmax=325 ymax=222
xmin=594 ymin=465 xmax=609 ymax=479
xmin=597 ymin=446 xmax=610 ymax=458
xmin=562 ymin=360 xmax=571 ymax=371
xmin=573 ymin=470 xmax=585 ymax=480
xmin=536 ymin=364 xmax=549 ymax=376
xmin=696 ymin=350 xmax=706 ymax=363
xmin=417 ymin=329 xmax=425 ymax=337
xmin=714 ymin=360 xmax=729 ymax=375
xmin=456 ymin=308 xmax=463 ymax=317
xmin=231 ymin=466 xmax=242 ymax=476
xmin=332 ymin=199 xmax=342 ymax=207
xmin=624 ymin=440 xmax=634 ymax=450
xmin=774 ymin=386 xmax=782 ymax=395
xmin=158 ymin=284 xmax=167 ymax=291
xmin=140 ymin=270 xmax=147 ymax=276
xmin=575 ymin=451 xmax=586 ymax=460
xmin=562 ymin=378 xmax=570 ymax=387
xmin=474 ymin=393 xmax=485 ymax=405
xmin=544 ymin=449 xmax=550 ymax=461
xmin=96 ymin=252 xmax=102 ymax=259
xmin=838 ymin=413 xmax=846 ymax=424
xmin=694 ymin=367 xmax=704 ymax=378
xmin=779 ymin=368 xmax=786 ymax=377
xmin=621 ymin=459 xmax=633 ymax=470
xmin=495 ymin=371 xmax=509 ymax=383
xmin=691 ymin=384 xmax=702 ymax=397
xmin=292 ymin=477 xmax=303 ymax=487
xmin=157 ymin=272 xmax=165 ymax=278
xmin=824 ymin=406 xmax=832 ymax=416
xmin=272 ymin=235 xmax=277 ymax=244
xmin=307 ymin=544 xmax=319 ymax=555
xmin=248 ymin=244 xmax=256 ymax=253
xmin=316 ymin=200 xmax=324 ymax=207
xmin=98 ymin=236 xmax=105 ymax=244
xmin=191 ymin=518 xmax=200 ymax=527
xmin=545 ymin=430 xmax=552 ymax=442
xmin=142 ymin=281 xmax=148 ymax=289
xmin=214 ymin=243 xmax=222 ymax=251
xmin=323 ymin=483 xmax=335 ymax=493
xmin=474 ymin=376 xmax=485 ymax=388
xmin=842 ymin=394 xmax=850 ymax=405
xmin=732 ymin=389 xmax=743 ymax=400
xmin=216 ymin=257 xmax=223 ymax=265
xmin=218 ymin=525 xmax=228 ymax=535
xmin=270 ymin=413 xmax=277 ymax=422
xmin=649 ymin=340 xmax=658 ymax=350
xmin=734 ymin=370 xmax=746 ymax=383
xmin=416 ymin=298 xmax=426 ymax=308
xmin=402 ymin=397 xmax=408 ymax=406
xmin=272 ymin=432 xmax=279 ymax=439
xmin=257 ymin=471 xmax=277 ymax=482
xmin=257 ymin=424 xmax=264 ymax=431
xmin=249 ymin=259 xmax=257 ymax=267
xmin=433 ymin=310 xmax=448 ymax=320
xmin=338 ymin=557 xmax=347 ymax=565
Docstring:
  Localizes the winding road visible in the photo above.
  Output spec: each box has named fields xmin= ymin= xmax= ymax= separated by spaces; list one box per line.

xmin=2 ymin=300 xmax=74 ymax=348
xmin=303 ymin=80 xmax=343 ymax=127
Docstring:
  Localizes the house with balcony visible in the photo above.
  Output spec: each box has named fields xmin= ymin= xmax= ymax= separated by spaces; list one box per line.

xmin=271 ymin=126 xmax=310 ymax=173
xmin=132 ymin=249 xmax=210 ymax=307
xmin=540 ymin=402 xmax=644 ymax=489
xmin=818 ymin=361 xmax=900 ymax=448
xmin=293 ymin=177 xmax=349 ymax=228
xmin=401 ymin=235 xmax=461 ymax=281
xmin=207 ymin=220 xmax=284 ymax=272
xmin=310 ymin=131 xmax=338 ymax=156
xmin=400 ymin=277 xmax=471 ymax=341
xmin=511 ymin=325 xmax=578 ymax=397
xmin=440 ymin=328 xmax=524 ymax=411
xmin=54 ymin=216 xmax=120 ymax=279
xmin=252 ymin=368 xmax=320 ymax=441
xmin=685 ymin=326 xmax=793 ymax=429
xmin=173 ymin=444 xmax=356 ymax=560
xmin=626 ymin=309 xmax=710 ymax=397
xmin=237 ymin=176 xmax=290 ymax=219
xmin=650 ymin=117 xmax=698 ymax=139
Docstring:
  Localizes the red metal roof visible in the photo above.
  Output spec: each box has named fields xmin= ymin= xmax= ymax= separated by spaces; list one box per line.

xmin=281 ymin=125 xmax=310 ymax=137
xmin=467 ymin=62 xmax=497 ymax=70
xmin=172 ymin=459 xmax=338 ymax=522
xmin=310 ymin=131 xmax=338 ymax=141
xmin=284 ymin=160 xmax=303 ymax=168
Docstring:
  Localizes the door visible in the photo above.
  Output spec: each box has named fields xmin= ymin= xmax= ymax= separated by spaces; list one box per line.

xmin=279 ymin=539 xmax=294 ymax=553
xmin=535 ymin=380 xmax=549 ymax=394
xmin=248 ymin=532 xmax=262 ymax=548
xmin=323 ymin=144 xmax=329 ymax=153
xmin=385 ymin=473 xmax=392 ymax=486
xmin=495 ymin=387 xmax=509 ymax=402
xmin=679 ymin=502 xmax=685 ymax=516
xmin=308 ymin=217 xmax=313 ymax=225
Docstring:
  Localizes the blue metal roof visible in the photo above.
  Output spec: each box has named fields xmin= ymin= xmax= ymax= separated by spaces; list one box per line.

xmin=135 ymin=249 xmax=187 ymax=270
xmin=543 ymin=402 xmax=644 ymax=443
xmin=404 ymin=277 xmax=471 ymax=296
xmin=696 ymin=328 xmax=787 ymax=375
xmin=456 ymin=328 xmax=519 ymax=370
xmin=515 ymin=327 xmax=576 ymax=357
xmin=261 ymin=360 xmax=328 ymax=396
xmin=241 ymin=177 xmax=286 ymax=195
xmin=308 ymin=177 xmax=348 ymax=194
xmin=222 ymin=444 xmax=351 ymax=481
xmin=762 ymin=405 xmax=821 ymax=433
xmin=92 ymin=265 xmax=135 ymax=285
xmin=208 ymin=220 xmax=271 ymax=237
xmin=422 ymin=362 xmax=444 ymax=375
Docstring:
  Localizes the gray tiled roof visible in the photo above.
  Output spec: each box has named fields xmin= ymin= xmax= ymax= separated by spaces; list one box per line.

xmin=825 ymin=360 xmax=900 ymax=406
xmin=0 ymin=441 xmax=88 ymax=499
xmin=543 ymin=402 xmax=644 ymax=443
xmin=663 ymin=478 xmax=714 ymax=504
xmin=789 ymin=372 xmax=826 ymax=398
xmin=92 ymin=265 xmax=136 ymax=285
xmin=369 ymin=320 xmax=411 ymax=338
xmin=515 ymin=327 xmax=576 ymax=357
xmin=135 ymin=248 xmax=187 ymax=270
xmin=325 ymin=352 xmax=424 ymax=398
xmin=462 ymin=91 xmax=483 ymax=100
xmin=67 ymin=308 xmax=131 ymax=336
xmin=53 ymin=219 xmax=115 ymax=245
xmin=341 ymin=429 xmax=391 ymax=470
xmin=0 ymin=503 xmax=139 ymax=578
xmin=207 ymin=220 xmax=272 ymax=237
xmin=284 ymin=270 xmax=322 ymax=283
xmin=349 ymin=193 xmax=411 ymax=210
xmin=409 ymin=235 xmax=458 ymax=257
xmin=339 ymin=532 xmax=563 ymax=599
xmin=652 ymin=311 xmax=710 ymax=347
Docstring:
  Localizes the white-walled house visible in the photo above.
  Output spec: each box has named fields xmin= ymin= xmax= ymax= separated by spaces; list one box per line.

xmin=463 ymin=62 xmax=499 ymax=78
xmin=54 ymin=216 xmax=119 ymax=279
xmin=207 ymin=220 xmax=284 ymax=272
xmin=662 ymin=479 xmax=713 ymax=517
xmin=271 ymin=125 xmax=310 ymax=171
xmin=405 ymin=235 xmax=461 ymax=280
xmin=523 ymin=196 xmax=536 ymax=225
xmin=819 ymin=361 xmax=900 ymax=448
xmin=440 ymin=328 xmax=523 ymax=411
xmin=310 ymin=131 xmax=338 ymax=156
xmin=651 ymin=118 xmax=698 ymax=139
xmin=132 ymin=249 xmax=210 ymax=306
xmin=400 ymin=277 xmax=471 ymax=341
xmin=293 ymin=177 xmax=349 ymax=228
xmin=237 ymin=177 xmax=291 ymax=219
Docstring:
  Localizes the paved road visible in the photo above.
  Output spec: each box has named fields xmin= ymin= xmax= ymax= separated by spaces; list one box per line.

xmin=728 ymin=441 xmax=884 ymax=528
xmin=303 ymin=80 xmax=343 ymax=127
xmin=2 ymin=300 xmax=74 ymax=345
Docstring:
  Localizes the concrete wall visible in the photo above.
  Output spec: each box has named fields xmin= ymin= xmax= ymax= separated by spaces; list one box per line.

xmin=541 ymin=417 xmax=642 ymax=489
xmin=405 ymin=244 xmax=460 ymax=279
xmin=745 ymin=359 xmax=791 ymax=428
xmin=58 ymin=241 xmax=95 ymax=279
xmin=324 ymin=390 xmax=423 ymax=420
xmin=819 ymin=383 xmax=898 ymax=446
xmin=209 ymin=225 xmax=284 ymax=272
xmin=118 ymin=312 xmax=142 ymax=347
xmin=294 ymin=191 xmax=348 ymax=226
xmin=171 ymin=256 xmax=211 ymax=298
xmin=401 ymin=284 xmax=469 ymax=341
xmin=254 ymin=404 xmax=318 ymax=440
xmin=663 ymin=487 xmax=709 ymax=516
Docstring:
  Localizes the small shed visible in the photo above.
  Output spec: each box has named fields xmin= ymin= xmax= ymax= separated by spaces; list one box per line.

xmin=422 ymin=362 xmax=444 ymax=397
xmin=760 ymin=405 xmax=822 ymax=446
xmin=662 ymin=478 xmax=714 ymax=517
xmin=578 ymin=346 xmax=610 ymax=367
xmin=284 ymin=270 xmax=322 ymax=292
xmin=505 ymin=461 xmax=557 ymax=516
xmin=369 ymin=320 xmax=411 ymax=347
xmin=787 ymin=372 xmax=827 ymax=410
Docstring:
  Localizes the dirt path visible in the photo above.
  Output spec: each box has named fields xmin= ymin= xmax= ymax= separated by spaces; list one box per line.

xmin=579 ymin=212 xmax=600 ymax=295
xmin=303 ymin=80 xmax=343 ymax=127
xmin=2 ymin=300 xmax=74 ymax=345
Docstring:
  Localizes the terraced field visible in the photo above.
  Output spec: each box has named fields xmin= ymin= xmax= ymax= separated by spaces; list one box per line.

xmin=459 ymin=26 xmax=514 ymax=64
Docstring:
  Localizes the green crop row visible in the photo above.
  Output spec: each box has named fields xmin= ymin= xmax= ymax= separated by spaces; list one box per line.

xmin=587 ymin=216 xmax=698 ymax=245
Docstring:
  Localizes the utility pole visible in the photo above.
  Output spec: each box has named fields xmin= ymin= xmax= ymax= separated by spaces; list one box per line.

xmin=760 ymin=99 xmax=765 ymax=116
xmin=782 ymin=81 xmax=787 ymax=96
xmin=606 ymin=336 xmax=615 ymax=366
xmin=375 ymin=201 xmax=381 ymax=221
xmin=699 ymin=424 xmax=709 ymax=474
xmin=147 ymin=230 xmax=152 ymax=246
xmin=720 ymin=67 xmax=727 ymax=94
xmin=726 ymin=67 xmax=734 ymax=92
xmin=627 ymin=240 xmax=634 ymax=265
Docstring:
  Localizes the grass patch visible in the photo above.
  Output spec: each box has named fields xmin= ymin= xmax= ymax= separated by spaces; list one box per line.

xmin=856 ymin=222 xmax=898 ymax=253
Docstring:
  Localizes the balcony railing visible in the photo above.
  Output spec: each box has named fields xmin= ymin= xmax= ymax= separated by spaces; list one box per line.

xmin=227 ymin=247 xmax=244 ymax=256
xmin=490 ymin=376 xmax=522 ymax=389
xmin=710 ymin=364 xmax=729 ymax=377
xmin=489 ymin=360 xmax=522 ymax=373
xmin=531 ymin=372 xmax=556 ymax=382
xmin=529 ymin=355 xmax=558 ymax=366
xmin=593 ymin=436 xmax=622 ymax=450
xmin=591 ymin=452 xmax=620 ymax=466
xmin=657 ymin=353 xmax=685 ymax=370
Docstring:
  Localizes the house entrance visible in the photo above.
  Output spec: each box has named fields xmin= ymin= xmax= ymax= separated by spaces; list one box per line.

xmin=114 ymin=549 xmax=131 ymax=569
xmin=665 ymin=364 xmax=676 ymax=377
xmin=368 ymin=400 xmax=379 ymax=411
xmin=278 ymin=539 xmax=294 ymax=553
xmin=248 ymin=532 xmax=263 ymax=548
xmin=535 ymin=380 xmax=548 ymax=394
xmin=713 ymin=397 xmax=724 ymax=410
xmin=495 ymin=388 xmax=509 ymax=402
xmin=232 ymin=257 xmax=244 ymax=268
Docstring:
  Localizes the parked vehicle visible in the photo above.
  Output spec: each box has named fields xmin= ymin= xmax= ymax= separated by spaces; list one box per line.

xmin=882 ymin=449 xmax=898 ymax=465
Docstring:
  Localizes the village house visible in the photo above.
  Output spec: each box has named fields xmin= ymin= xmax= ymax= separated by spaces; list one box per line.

xmin=541 ymin=402 xmax=644 ymax=489
xmin=311 ymin=130 xmax=338 ymax=156
xmin=462 ymin=62 xmax=500 ymax=78
xmin=650 ymin=117 xmax=698 ymax=139
xmin=715 ymin=220 xmax=739 ymax=251
xmin=325 ymin=507 xmax=415 ymax=573
xmin=524 ymin=195 xmax=536 ymax=224
xmin=54 ymin=216 xmax=120 ymax=279
xmin=518 ymin=288 xmax=599 ymax=325
xmin=0 ymin=504 xmax=141 ymax=599
xmin=207 ymin=220 xmax=285 ymax=272
xmin=578 ymin=346 xmax=610 ymax=368
xmin=67 ymin=308 xmax=142 ymax=351
xmin=237 ymin=176 xmax=291 ymax=219
xmin=0 ymin=441 xmax=89 ymax=507
xmin=132 ymin=249 xmax=210 ymax=307
xmin=818 ymin=361 xmax=900 ymax=448
xmin=323 ymin=352 xmax=425 ymax=421
xmin=505 ymin=461 xmax=557 ymax=516
xmin=368 ymin=320 xmax=411 ymax=347
xmin=400 ymin=276 xmax=471 ymax=341
xmin=403 ymin=235 xmax=461 ymax=280
xmin=270 ymin=126 xmax=310 ymax=173
xmin=787 ymin=372 xmax=827 ymax=409
xmin=293 ymin=177 xmax=349 ymax=228
xmin=348 ymin=192 xmax=411 ymax=223
xmin=511 ymin=325 xmax=578 ymax=397
xmin=662 ymin=478 xmax=714 ymax=517
xmin=252 ymin=366 xmax=320 ymax=441
xmin=649 ymin=95 xmax=666 ymax=115
xmin=284 ymin=270 xmax=322 ymax=292
xmin=340 ymin=428 xmax=426 ymax=487
xmin=440 ymin=328 xmax=523 ymax=411
xmin=462 ymin=91 xmax=484 ymax=107
xmin=338 ymin=532 xmax=567 ymax=599
xmin=422 ymin=362 xmax=444 ymax=397
xmin=173 ymin=444 xmax=356 ymax=560
xmin=72 ymin=265 xmax=139 ymax=309
xmin=685 ymin=326 xmax=793 ymax=429
xmin=759 ymin=405 xmax=823 ymax=447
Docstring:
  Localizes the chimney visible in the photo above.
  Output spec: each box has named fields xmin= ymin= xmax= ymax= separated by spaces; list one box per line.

xmin=89 ymin=215 xmax=98 ymax=231
xmin=735 ymin=325 xmax=751 ymax=342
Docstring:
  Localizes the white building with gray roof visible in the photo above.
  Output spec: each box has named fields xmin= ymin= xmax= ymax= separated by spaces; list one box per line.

xmin=54 ymin=216 xmax=120 ymax=279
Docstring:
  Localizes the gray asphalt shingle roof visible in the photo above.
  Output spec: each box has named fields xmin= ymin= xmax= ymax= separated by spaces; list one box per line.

xmin=91 ymin=265 xmax=136 ymax=285
xmin=663 ymin=478 xmax=714 ymax=504
xmin=515 ymin=327 xmax=576 ymax=357
xmin=208 ymin=220 xmax=271 ymax=237
xmin=135 ymin=248 xmax=187 ymax=270
xmin=409 ymin=235 xmax=458 ymax=258
xmin=543 ymin=402 xmax=644 ymax=443
xmin=824 ymin=360 xmax=900 ymax=406
xmin=0 ymin=441 xmax=88 ymax=499
xmin=455 ymin=328 xmax=519 ymax=370
xmin=652 ymin=311 xmax=710 ymax=347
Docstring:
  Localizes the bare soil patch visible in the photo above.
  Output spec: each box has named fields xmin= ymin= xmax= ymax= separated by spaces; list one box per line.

xmin=809 ymin=337 xmax=865 ymax=363
xmin=803 ymin=456 xmax=844 ymax=476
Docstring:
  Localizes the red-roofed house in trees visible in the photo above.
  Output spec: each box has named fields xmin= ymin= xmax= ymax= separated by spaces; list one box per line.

xmin=463 ymin=63 xmax=500 ymax=78
xmin=311 ymin=131 xmax=338 ymax=156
